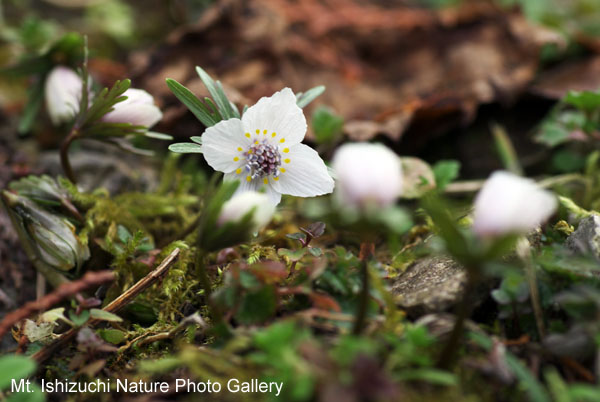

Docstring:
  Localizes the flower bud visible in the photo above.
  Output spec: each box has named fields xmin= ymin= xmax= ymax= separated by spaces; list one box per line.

xmin=1 ymin=190 xmax=89 ymax=271
xmin=472 ymin=171 xmax=557 ymax=237
xmin=332 ymin=143 xmax=403 ymax=208
xmin=102 ymin=88 xmax=162 ymax=128
xmin=217 ymin=191 xmax=275 ymax=233
xmin=45 ymin=66 xmax=83 ymax=126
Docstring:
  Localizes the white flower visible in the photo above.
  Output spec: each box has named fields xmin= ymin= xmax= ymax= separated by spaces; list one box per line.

xmin=331 ymin=142 xmax=403 ymax=208
xmin=45 ymin=66 xmax=83 ymax=126
xmin=472 ymin=171 xmax=557 ymax=237
xmin=201 ymin=87 xmax=334 ymax=205
xmin=102 ymin=88 xmax=162 ymax=128
xmin=218 ymin=191 xmax=275 ymax=232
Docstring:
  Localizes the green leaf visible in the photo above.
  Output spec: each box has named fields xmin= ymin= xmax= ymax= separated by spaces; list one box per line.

xmin=97 ymin=328 xmax=126 ymax=344
xmin=81 ymin=79 xmax=131 ymax=128
xmin=144 ymin=131 xmax=173 ymax=140
xmin=168 ymin=143 xmax=203 ymax=154
xmin=7 ymin=383 xmax=44 ymax=402
xmin=432 ymin=160 xmax=460 ymax=190
xmin=400 ymin=157 xmax=436 ymax=198
xmin=308 ymin=247 xmax=322 ymax=257
xmin=165 ymin=78 xmax=219 ymax=127
xmin=277 ymin=248 xmax=308 ymax=262
xmin=491 ymin=123 xmax=523 ymax=175
xmin=234 ymin=285 xmax=277 ymax=324
xmin=312 ymin=106 xmax=343 ymax=144
xmin=564 ymin=90 xmax=600 ymax=111
xmin=68 ymin=309 xmax=90 ymax=326
xmin=90 ymin=309 xmax=123 ymax=322
xmin=190 ymin=136 xmax=203 ymax=144
xmin=195 ymin=66 xmax=239 ymax=120
xmin=296 ymin=85 xmax=325 ymax=108
xmin=396 ymin=368 xmax=457 ymax=386
xmin=0 ymin=355 xmax=36 ymax=391
xmin=286 ymin=232 xmax=306 ymax=241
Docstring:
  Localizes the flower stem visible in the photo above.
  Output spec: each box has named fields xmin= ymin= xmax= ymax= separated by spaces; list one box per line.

xmin=437 ymin=268 xmax=479 ymax=369
xmin=59 ymin=127 xmax=80 ymax=184
xmin=353 ymin=242 xmax=374 ymax=335
xmin=195 ymin=247 xmax=222 ymax=325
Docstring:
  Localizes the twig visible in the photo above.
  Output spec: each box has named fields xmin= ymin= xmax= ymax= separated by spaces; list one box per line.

xmin=32 ymin=248 xmax=181 ymax=364
xmin=118 ymin=312 xmax=207 ymax=353
xmin=0 ymin=270 xmax=115 ymax=340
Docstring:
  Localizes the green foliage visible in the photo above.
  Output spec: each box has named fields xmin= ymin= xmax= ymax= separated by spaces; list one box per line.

xmin=312 ymin=106 xmax=344 ymax=145
xmin=432 ymin=160 xmax=460 ymax=190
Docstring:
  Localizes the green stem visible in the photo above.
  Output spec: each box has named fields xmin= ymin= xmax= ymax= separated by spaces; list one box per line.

xmin=353 ymin=243 xmax=374 ymax=335
xmin=195 ymin=247 xmax=221 ymax=325
xmin=60 ymin=127 xmax=80 ymax=184
xmin=437 ymin=268 xmax=478 ymax=369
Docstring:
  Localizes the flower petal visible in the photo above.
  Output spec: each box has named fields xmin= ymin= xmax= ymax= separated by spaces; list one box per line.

xmin=241 ymin=88 xmax=306 ymax=146
xmin=224 ymin=173 xmax=282 ymax=206
xmin=45 ymin=66 xmax=82 ymax=126
xmin=202 ymin=118 xmax=247 ymax=173
xmin=271 ymin=144 xmax=334 ymax=197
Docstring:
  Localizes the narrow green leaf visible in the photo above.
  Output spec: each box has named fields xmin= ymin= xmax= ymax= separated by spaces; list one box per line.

xmin=195 ymin=66 xmax=238 ymax=119
xmin=90 ymin=308 xmax=123 ymax=322
xmin=168 ymin=143 xmax=203 ymax=153
xmin=166 ymin=78 xmax=218 ymax=127
xmin=491 ymin=123 xmax=523 ymax=176
xmin=297 ymin=85 xmax=325 ymax=108
xmin=144 ymin=131 xmax=173 ymax=140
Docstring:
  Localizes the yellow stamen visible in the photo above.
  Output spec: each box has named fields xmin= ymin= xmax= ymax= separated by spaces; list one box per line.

xmin=237 ymin=147 xmax=243 ymax=151
xmin=263 ymin=178 xmax=268 ymax=184
xmin=272 ymin=132 xmax=277 ymax=138
xmin=274 ymin=177 xmax=279 ymax=181
xmin=284 ymin=158 xmax=290 ymax=164
xmin=245 ymin=133 xmax=251 ymax=138
xmin=236 ymin=168 xmax=242 ymax=174
xmin=233 ymin=157 xmax=239 ymax=162
xmin=246 ymin=176 xmax=252 ymax=182
xmin=280 ymin=138 xmax=285 ymax=143
xmin=280 ymin=168 xmax=286 ymax=173
xmin=255 ymin=129 xmax=260 ymax=134
xmin=263 ymin=130 xmax=267 ymax=135
xmin=283 ymin=148 xmax=289 ymax=153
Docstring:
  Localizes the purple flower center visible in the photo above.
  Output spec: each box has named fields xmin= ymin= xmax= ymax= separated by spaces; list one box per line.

xmin=244 ymin=140 xmax=282 ymax=179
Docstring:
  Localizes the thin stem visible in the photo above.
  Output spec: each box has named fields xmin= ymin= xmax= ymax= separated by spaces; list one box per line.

xmin=437 ymin=268 xmax=478 ymax=369
xmin=353 ymin=242 xmax=374 ymax=335
xmin=59 ymin=127 xmax=80 ymax=184
xmin=195 ymin=247 xmax=222 ymax=325
xmin=517 ymin=237 xmax=546 ymax=339
xmin=288 ymin=234 xmax=313 ymax=278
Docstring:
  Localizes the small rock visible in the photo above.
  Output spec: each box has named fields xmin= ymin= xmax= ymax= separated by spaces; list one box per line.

xmin=415 ymin=313 xmax=480 ymax=339
xmin=391 ymin=256 xmax=471 ymax=317
xmin=565 ymin=215 xmax=600 ymax=259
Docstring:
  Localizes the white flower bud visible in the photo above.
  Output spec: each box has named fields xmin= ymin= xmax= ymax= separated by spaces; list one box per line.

xmin=44 ymin=66 xmax=83 ymax=126
xmin=332 ymin=143 xmax=403 ymax=208
xmin=472 ymin=171 xmax=557 ymax=237
xmin=102 ymin=88 xmax=162 ymax=128
xmin=217 ymin=191 xmax=275 ymax=232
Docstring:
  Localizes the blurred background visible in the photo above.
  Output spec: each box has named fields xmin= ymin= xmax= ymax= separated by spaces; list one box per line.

xmin=3 ymin=0 xmax=600 ymax=180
